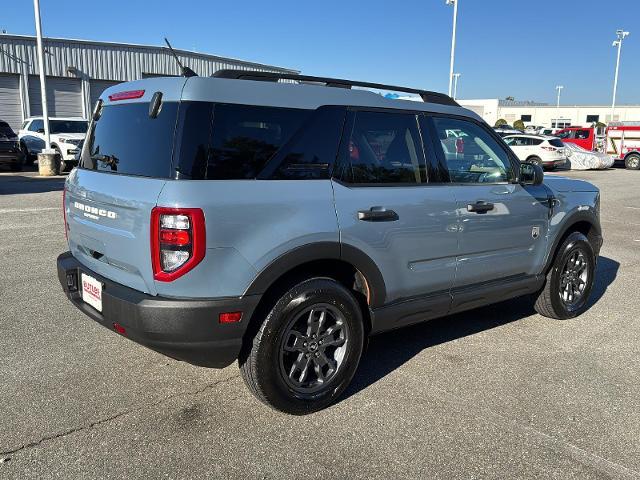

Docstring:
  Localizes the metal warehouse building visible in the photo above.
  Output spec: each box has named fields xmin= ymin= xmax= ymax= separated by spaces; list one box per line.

xmin=0 ymin=34 xmax=297 ymax=130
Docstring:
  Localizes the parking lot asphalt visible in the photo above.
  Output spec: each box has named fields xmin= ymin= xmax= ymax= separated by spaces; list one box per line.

xmin=0 ymin=166 xmax=639 ymax=479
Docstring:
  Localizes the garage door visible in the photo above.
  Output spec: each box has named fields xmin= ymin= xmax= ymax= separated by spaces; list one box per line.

xmin=29 ymin=76 xmax=83 ymax=118
xmin=0 ymin=74 xmax=23 ymax=131
xmin=89 ymin=80 xmax=120 ymax=110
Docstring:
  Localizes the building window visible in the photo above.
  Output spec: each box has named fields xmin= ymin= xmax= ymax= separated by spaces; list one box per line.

xmin=586 ymin=115 xmax=599 ymax=124
xmin=551 ymin=119 xmax=571 ymax=128
xmin=520 ymin=114 xmax=532 ymax=122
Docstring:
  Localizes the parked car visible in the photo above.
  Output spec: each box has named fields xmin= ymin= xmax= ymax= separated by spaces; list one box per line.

xmin=564 ymin=143 xmax=614 ymax=170
xmin=554 ymin=127 xmax=596 ymax=151
xmin=57 ymin=72 xmax=602 ymax=414
xmin=493 ymin=125 xmax=522 ymax=137
xmin=18 ymin=117 xmax=88 ymax=171
xmin=0 ymin=120 xmax=26 ymax=171
xmin=502 ymin=134 xmax=568 ymax=169
xmin=605 ymin=122 xmax=640 ymax=170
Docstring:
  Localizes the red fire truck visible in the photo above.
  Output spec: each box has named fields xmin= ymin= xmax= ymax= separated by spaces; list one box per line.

xmin=606 ymin=122 xmax=640 ymax=170
xmin=554 ymin=126 xmax=597 ymax=151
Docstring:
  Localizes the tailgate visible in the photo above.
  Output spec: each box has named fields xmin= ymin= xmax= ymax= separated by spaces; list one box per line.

xmin=65 ymin=169 xmax=165 ymax=295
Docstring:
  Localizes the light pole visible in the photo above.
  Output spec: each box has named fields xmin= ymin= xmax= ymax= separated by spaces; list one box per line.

xmin=33 ymin=0 xmax=50 ymax=151
xmin=555 ymin=85 xmax=563 ymax=128
xmin=611 ymin=29 xmax=629 ymax=122
xmin=452 ymin=73 xmax=461 ymax=99
xmin=446 ymin=0 xmax=459 ymax=98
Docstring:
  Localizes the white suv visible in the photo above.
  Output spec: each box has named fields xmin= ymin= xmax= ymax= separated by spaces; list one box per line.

xmin=18 ymin=117 xmax=88 ymax=171
xmin=503 ymin=134 xmax=568 ymax=170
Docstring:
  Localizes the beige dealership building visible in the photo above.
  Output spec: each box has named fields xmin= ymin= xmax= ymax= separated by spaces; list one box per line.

xmin=458 ymin=98 xmax=640 ymax=128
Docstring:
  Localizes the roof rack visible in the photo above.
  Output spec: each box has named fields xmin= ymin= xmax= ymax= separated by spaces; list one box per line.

xmin=212 ymin=69 xmax=459 ymax=107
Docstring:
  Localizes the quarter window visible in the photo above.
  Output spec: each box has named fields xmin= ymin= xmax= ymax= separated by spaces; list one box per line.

xmin=431 ymin=117 xmax=513 ymax=184
xmin=207 ymin=105 xmax=311 ymax=179
xmin=341 ymin=111 xmax=426 ymax=184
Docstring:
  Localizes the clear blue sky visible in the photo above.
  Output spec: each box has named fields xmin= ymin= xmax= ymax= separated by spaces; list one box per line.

xmin=3 ymin=0 xmax=639 ymax=104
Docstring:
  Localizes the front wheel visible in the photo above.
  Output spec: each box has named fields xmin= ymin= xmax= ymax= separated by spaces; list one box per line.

xmin=527 ymin=156 xmax=542 ymax=167
xmin=625 ymin=153 xmax=640 ymax=170
xmin=239 ymin=278 xmax=364 ymax=415
xmin=534 ymin=232 xmax=596 ymax=319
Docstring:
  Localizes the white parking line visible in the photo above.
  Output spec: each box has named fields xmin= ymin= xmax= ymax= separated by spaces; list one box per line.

xmin=625 ymin=206 xmax=640 ymax=210
xmin=0 ymin=207 xmax=59 ymax=213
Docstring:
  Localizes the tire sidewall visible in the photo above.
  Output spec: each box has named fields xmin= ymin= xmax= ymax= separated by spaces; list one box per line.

xmin=548 ymin=232 xmax=596 ymax=318
xmin=625 ymin=154 xmax=640 ymax=170
xmin=254 ymin=278 xmax=364 ymax=414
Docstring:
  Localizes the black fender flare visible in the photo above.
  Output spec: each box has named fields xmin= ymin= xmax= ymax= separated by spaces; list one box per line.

xmin=544 ymin=209 xmax=602 ymax=273
xmin=244 ymin=242 xmax=387 ymax=308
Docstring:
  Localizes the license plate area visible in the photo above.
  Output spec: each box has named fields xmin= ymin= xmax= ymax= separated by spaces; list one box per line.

xmin=81 ymin=273 xmax=103 ymax=312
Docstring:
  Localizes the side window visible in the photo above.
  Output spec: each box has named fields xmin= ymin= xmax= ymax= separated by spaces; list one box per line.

xmin=341 ymin=111 xmax=426 ymax=184
xmin=576 ymin=129 xmax=590 ymax=140
xmin=29 ymin=120 xmax=43 ymax=132
xmin=431 ymin=117 xmax=513 ymax=184
xmin=530 ymin=138 xmax=544 ymax=146
xmin=207 ymin=104 xmax=311 ymax=179
xmin=265 ymin=107 xmax=345 ymax=180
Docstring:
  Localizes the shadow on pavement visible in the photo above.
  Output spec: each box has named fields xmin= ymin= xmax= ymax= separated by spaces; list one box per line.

xmin=342 ymin=256 xmax=619 ymax=402
xmin=0 ymin=170 xmax=66 ymax=195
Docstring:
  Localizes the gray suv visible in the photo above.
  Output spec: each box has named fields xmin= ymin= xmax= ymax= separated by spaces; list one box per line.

xmin=57 ymin=71 xmax=602 ymax=414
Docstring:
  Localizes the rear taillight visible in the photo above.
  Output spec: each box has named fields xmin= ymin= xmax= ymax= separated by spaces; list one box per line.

xmin=151 ymin=207 xmax=205 ymax=282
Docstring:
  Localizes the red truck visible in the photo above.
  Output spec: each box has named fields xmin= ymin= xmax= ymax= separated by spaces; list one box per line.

xmin=554 ymin=126 xmax=597 ymax=151
xmin=606 ymin=122 xmax=640 ymax=169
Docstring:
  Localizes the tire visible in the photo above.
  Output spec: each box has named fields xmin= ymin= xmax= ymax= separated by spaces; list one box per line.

xmin=9 ymin=156 xmax=24 ymax=171
xmin=528 ymin=156 xmax=542 ymax=167
xmin=239 ymin=277 xmax=365 ymax=415
xmin=534 ymin=231 xmax=596 ymax=320
xmin=54 ymin=147 xmax=66 ymax=173
xmin=625 ymin=153 xmax=640 ymax=170
xmin=20 ymin=143 xmax=34 ymax=166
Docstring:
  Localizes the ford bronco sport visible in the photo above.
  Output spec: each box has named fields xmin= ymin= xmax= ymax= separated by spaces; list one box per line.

xmin=57 ymin=71 xmax=602 ymax=414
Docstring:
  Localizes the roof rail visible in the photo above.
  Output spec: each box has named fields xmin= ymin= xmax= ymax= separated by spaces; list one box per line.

xmin=212 ymin=69 xmax=459 ymax=107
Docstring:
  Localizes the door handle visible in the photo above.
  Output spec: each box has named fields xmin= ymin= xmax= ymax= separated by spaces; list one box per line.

xmin=467 ymin=201 xmax=494 ymax=213
xmin=357 ymin=207 xmax=399 ymax=222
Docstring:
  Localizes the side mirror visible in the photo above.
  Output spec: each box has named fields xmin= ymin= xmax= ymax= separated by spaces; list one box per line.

xmin=520 ymin=162 xmax=544 ymax=186
xmin=37 ymin=128 xmax=45 ymax=134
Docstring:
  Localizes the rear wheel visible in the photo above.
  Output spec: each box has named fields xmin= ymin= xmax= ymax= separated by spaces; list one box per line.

xmin=20 ymin=143 xmax=34 ymax=166
xmin=625 ymin=153 xmax=640 ymax=170
xmin=534 ymin=232 xmax=596 ymax=319
xmin=9 ymin=154 xmax=24 ymax=171
xmin=239 ymin=277 xmax=364 ymax=415
xmin=54 ymin=147 xmax=66 ymax=173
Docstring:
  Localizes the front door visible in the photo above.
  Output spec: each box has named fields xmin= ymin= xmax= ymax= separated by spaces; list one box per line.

xmin=332 ymin=109 xmax=459 ymax=310
xmin=425 ymin=115 xmax=550 ymax=292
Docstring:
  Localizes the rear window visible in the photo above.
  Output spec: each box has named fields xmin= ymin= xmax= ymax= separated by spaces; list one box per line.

xmin=0 ymin=121 xmax=15 ymax=137
xmin=81 ymin=102 xmax=179 ymax=178
xmin=548 ymin=138 xmax=564 ymax=148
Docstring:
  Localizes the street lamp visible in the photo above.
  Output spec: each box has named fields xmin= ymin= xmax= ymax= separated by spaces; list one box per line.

xmin=33 ymin=0 xmax=50 ymax=151
xmin=611 ymin=29 xmax=630 ymax=122
xmin=452 ymin=73 xmax=461 ymax=99
xmin=555 ymin=85 xmax=563 ymax=128
xmin=446 ymin=0 xmax=459 ymax=98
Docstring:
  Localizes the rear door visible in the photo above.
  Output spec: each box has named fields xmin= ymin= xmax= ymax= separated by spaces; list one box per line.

xmin=424 ymin=115 xmax=550 ymax=297
xmin=332 ymin=109 xmax=458 ymax=309
xmin=66 ymin=91 xmax=182 ymax=295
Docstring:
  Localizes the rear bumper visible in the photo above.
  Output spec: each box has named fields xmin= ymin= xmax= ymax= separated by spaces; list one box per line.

xmin=0 ymin=151 xmax=24 ymax=163
xmin=57 ymin=252 xmax=261 ymax=368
